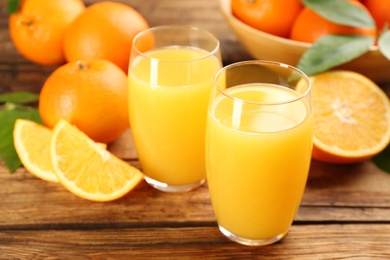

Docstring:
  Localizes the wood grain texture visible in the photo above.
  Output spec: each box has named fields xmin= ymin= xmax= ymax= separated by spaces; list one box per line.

xmin=2 ymin=159 xmax=390 ymax=231
xmin=1 ymin=0 xmax=390 ymax=257
xmin=1 ymin=225 xmax=390 ymax=259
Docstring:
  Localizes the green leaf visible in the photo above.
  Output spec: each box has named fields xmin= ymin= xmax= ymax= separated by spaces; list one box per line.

xmin=303 ymin=0 xmax=376 ymax=28
xmin=0 ymin=91 xmax=39 ymax=104
xmin=7 ymin=0 xmax=20 ymax=14
xmin=372 ymin=145 xmax=390 ymax=174
xmin=0 ymin=104 xmax=42 ymax=173
xmin=297 ymin=34 xmax=374 ymax=76
xmin=378 ymin=30 xmax=390 ymax=60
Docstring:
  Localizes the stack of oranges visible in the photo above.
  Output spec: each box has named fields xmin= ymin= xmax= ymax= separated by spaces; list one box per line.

xmin=8 ymin=0 xmax=151 ymax=144
xmin=8 ymin=1 xmax=150 ymax=201
xmin=8 ymin=0 xmax=149 ymax=71
xmin=231 ymin=0 xmax=389 ymax=44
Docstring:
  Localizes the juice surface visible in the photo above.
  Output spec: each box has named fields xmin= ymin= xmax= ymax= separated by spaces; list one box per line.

xmin=129 ymin=46 xmax=221 ymax=185
xmin=206 ymin=84 xmax=313 ymax=239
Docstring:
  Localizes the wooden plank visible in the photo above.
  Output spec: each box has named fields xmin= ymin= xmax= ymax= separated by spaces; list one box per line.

xmin=1 ymin=131 xmax=390 ymax=226
xmin=296 ymin=206 xmax=390 ymax=222
xmin=303 ymin=160 xmax=390 ymax=207
xmin=2 ymin=163 xmax=390 ymax=228
xmin=0 ymin=224 xmax=390 ymax=258
xmin=0 ymin=170 xmax=216 ymax=227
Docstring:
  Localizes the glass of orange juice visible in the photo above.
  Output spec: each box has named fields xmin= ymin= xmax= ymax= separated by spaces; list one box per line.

xmin=206 ymin=60 xmax=313 ymax=246
xmin=128 ymin=25 xmax=222 ymax=192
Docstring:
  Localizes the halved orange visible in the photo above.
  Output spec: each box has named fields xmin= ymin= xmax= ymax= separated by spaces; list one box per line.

xmin=50 ymin=119 xmax=143 ymax=202
xmin=305 ymin=70 xmax=390 ymax=164
xmin=13 ymin=119 xmax=59 ymax=183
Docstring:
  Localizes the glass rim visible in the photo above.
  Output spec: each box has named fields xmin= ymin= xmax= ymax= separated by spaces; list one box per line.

xmin=132 ymin=24 xmax=220 ymax=63
xmin=214 ymin=60 xmax=312 ymax=106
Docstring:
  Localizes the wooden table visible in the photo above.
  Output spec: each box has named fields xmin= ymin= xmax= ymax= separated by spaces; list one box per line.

xmin=2 ymin=0 xmax=390 ymax=258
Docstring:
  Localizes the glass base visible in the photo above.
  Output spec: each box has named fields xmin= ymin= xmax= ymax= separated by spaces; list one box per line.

xmin=219 ymin=225 xmax=288 ymax=246
xmin=144 ymin=175 xmax=206 ymax=192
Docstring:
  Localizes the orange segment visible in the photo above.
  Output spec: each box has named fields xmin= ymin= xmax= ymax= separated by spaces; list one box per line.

xmin=305 ymin=70 xmax=390 ymax=164
xmin=13 ymin=119 xmax=59 ymax=183
xmin=50 ymin=120 xmax=143 ymax=202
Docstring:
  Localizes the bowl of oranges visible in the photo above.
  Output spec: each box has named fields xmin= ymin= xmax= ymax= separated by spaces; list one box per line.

xmin=220 ymin=0 xmax=390 ymax=84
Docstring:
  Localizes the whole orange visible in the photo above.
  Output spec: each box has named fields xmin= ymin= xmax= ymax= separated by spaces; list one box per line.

xmin=290 ymin=0 xmax=377 ymax=43
xmin=63 ymin=1 xmax=149 ymax=73
xmin=38 ymin=59 xmax=129 ymax=144
xmin=231 ymin=0 xmax=303 ymax=38
xmin=8 ymin=0 xmax=85 ymax=66
xmin=363 ymin=0 xmax=390 ymax=31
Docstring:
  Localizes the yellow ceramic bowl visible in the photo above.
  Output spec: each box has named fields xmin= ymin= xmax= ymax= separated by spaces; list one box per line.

xmin=220 ymin=0 xmax=390 ymax=84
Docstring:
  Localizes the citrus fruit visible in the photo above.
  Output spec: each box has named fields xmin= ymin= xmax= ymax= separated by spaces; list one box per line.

xmin=290 ymin=0 xmax=377 ymax=43
xmin=13 ymin=119 xmax=58 ymax=183
xmin=231 ymin=0 xmax=303 ymax=38
xmin=50 ymin=119 xmax=143 ymax=202
xmin=364 ymin=0 xmax=390 ymax=31
xmin=38 ymin=59 xmax=129 ymax=144
xmin=304 ymin=70 xmax=390 ymax=164
xmin=8 ymin=0 xmax=85 ymax=66
xmin=63 ymin=1 xmax=150 ymax=73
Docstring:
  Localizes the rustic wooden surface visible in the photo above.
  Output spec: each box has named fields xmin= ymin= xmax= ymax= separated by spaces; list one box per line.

xmin=2 ymin=0 xmax=390 ymax=258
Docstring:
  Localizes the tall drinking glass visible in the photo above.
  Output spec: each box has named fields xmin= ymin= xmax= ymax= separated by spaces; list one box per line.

xmin=206 ymin=60 xmax=313 ymax=246
xmin=128 ymin=25 xmax=222 ymax=192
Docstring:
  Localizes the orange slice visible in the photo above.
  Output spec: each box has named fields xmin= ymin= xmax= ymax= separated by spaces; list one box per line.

xmin=50 ymin=119 xmax=143 ymax=202
xmin=305 ymin=70 xmax=390 ymax=164
xmin=13 ymin=119 xmax=59 ymax=183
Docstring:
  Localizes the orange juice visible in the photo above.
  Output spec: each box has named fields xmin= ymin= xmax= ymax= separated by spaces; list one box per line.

xmin=129 ymin=46 xmax=221 ymax=185
xmin=206 ymin=84 xmax=313 ymax=240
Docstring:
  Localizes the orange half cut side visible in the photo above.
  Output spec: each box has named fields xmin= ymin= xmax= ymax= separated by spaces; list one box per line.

xmin=304 ymin=70 xmax=390 ymax=164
